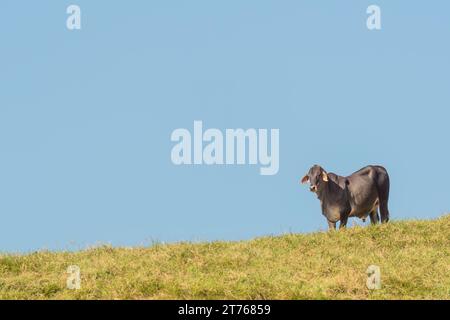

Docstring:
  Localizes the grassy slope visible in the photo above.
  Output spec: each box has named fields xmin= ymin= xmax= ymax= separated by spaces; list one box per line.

xmin=0 ymin=215 xmax=449 ymax=300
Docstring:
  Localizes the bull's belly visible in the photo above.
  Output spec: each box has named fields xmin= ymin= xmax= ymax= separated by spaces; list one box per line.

xmin=350 ymin=199 xmax=379 ymax=219
xmin=323 ymin=198 xmax=378 ymax=222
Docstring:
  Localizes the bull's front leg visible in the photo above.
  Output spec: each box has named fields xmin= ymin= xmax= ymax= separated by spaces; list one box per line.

xmin=339 ymin=211 xmax=349 ymax=229
xmin=327 ymin=220 xmax=336 ymax=231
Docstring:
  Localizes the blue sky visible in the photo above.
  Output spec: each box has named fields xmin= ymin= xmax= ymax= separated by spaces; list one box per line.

xmin=0 ymin=1 xmax=449 ymax=252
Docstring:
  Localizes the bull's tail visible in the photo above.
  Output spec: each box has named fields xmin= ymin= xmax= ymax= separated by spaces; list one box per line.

xmin=374 ymin=166 xmax=390 ymax=223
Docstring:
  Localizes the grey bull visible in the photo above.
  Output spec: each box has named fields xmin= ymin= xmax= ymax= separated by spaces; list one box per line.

xmin=301 ymin=165 xmax=390 ymax=230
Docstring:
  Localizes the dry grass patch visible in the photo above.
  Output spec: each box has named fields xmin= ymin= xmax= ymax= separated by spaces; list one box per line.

xmin=0 ymin=215 xmax=449 ymax=299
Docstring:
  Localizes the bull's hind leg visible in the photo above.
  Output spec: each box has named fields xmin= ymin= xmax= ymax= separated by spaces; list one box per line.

xmin=369 ymin=208 xmax=380 ymax=225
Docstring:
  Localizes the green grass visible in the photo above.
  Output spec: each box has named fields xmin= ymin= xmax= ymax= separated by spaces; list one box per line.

xmin=1 ymin=215 xmax=449 ymax=300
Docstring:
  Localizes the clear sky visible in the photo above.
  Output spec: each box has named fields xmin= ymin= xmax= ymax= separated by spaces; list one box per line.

xmin=1 ymin=1 xmax=449 ymax=252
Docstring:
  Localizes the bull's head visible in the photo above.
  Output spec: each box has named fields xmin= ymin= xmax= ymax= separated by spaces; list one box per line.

xmin=300 ymin=165 xmax=329 ymax=193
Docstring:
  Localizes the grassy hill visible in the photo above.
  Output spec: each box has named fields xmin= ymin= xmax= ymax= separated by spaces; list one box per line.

xmin=0 ymin=215 xmax=449 ymax=300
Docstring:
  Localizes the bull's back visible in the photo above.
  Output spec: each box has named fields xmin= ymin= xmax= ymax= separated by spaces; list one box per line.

xmin=349 ymin=165 xmax=389 ymax=185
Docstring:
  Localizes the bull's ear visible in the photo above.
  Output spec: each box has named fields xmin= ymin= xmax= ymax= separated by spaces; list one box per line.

xmin=322 ymin=171 xmax=329 ymax=182
xmin=301 ymin=175 xmax=309 ymax=184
